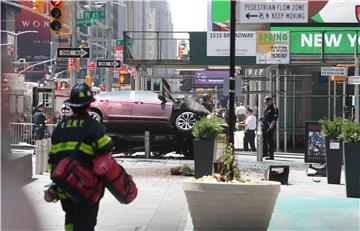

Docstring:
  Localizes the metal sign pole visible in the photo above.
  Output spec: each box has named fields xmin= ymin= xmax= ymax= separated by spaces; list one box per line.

xmin=355 ymin=57 xmax=359 ymax=122
xmin=70 ymin=1 xmax=77 ymax=89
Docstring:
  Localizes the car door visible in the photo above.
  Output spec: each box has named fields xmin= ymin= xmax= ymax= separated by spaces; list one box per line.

xmin=132 ymin=91 xmax=173 ymax=121
xmin=105 ymin=91 xmax=133 ymax=120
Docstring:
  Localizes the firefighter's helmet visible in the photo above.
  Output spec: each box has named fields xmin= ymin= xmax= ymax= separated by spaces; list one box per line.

xmin=64 ymin=83 xmax=95 ymax=107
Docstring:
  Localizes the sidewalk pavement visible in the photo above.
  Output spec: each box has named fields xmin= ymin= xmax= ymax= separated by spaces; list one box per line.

xmin=14 ymin=155 xmax=360 ymax=231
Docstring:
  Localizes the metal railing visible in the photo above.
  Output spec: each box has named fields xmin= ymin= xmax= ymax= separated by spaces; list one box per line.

xmin=9 ymin=123 xmax=56 ymax=145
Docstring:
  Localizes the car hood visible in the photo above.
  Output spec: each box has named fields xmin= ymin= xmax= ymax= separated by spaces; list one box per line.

xmin=182 ymin=96 xmax=210 ymax=115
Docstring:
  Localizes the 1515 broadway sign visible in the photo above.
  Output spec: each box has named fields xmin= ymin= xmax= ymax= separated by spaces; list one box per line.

xmin=272 ymin=27 xmax=360 ymax=54
xmin=207 ymin=32 xmax=256 ymax=56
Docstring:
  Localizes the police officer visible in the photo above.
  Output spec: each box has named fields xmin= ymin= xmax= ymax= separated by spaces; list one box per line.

xmin=262 ymin=96 xmax=278 ymax=160
xmin=33 ymin=103 xmax=47 ymax=140
xmin=48 ymin=83 xmax=113 ymax=231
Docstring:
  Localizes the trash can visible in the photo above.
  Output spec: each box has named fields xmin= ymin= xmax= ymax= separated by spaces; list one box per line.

xmin=268 ymin=165 xmax=289 ymax=185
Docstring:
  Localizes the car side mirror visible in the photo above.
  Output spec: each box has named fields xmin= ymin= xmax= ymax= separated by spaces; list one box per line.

xmin=158 ymin=95 xmax=167 ymax=102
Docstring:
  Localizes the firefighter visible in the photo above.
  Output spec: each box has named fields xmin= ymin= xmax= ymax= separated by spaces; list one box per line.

xmin=48 ymin=83 xmax=113 ymax=231
xmin=33 ymin=103 xmax=48 ymax=140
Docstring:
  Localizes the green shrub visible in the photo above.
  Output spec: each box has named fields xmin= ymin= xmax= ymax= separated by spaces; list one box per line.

xmin=320 ymin=117 xmax=345 ymax=139
xmin=192 ymin=117 xmax=224 ymax=140
xmin=339 ymin=119 xmax=360 ymax=143
xmin=180 ymin=164 xmax=194 ymax=176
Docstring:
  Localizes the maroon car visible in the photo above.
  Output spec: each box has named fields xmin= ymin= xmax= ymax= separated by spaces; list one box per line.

xmin=89 ymin=90 xmax=209 ymax=133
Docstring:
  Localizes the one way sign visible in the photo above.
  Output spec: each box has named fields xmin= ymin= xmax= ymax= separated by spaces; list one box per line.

xmin=57 ymin=48 xmax=90 ymax=58
xmin=96 ymin=60 xmax=122 ymax=68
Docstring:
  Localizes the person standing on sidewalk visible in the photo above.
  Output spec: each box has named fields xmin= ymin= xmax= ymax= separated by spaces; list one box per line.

xmin=33 ymin=103 xmax=48 ymax=140
xmin=48 ymin=83 xmax=114 ymax=231
xmin=243 ymin=107 xmax=257 ymax=152
xmin=262 ymin=96 xmax=278 ymax=160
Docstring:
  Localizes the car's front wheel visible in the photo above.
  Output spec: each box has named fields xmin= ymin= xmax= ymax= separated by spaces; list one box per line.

xmin=89 ymin=110 xmax=102 ymax=123
xmin=175 ymin=111 xmax=197 ymax=132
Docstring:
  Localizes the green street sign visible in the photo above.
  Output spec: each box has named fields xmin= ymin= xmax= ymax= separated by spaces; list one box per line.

xmin=84 ymin=11 xmax=106 ymax=19
xmin=116 ymin=39 xmax=134 ymax=46
xmin=76 ymin=18 xmax=94 ymax=27
xmin=271 ymin=26 xmax=360 ymax=54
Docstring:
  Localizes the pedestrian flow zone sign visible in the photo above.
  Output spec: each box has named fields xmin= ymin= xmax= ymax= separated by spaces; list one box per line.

xmin=57 ymin=48 xmax=90 ymax=58
xmin=97 ymin=60 xmax=122 ymax=68
xmin=321 ymin=67 xmax=348 ymax=76
xmin=348 ymin=76 xmax=360 ymax=85
xmin=237 ymin=1 xmax=308 ymax=23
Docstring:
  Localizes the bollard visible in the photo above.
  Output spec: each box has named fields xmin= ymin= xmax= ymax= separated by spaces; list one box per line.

xmin=41 ymin=138 xmax=50 ymax=173
xmin=35 ymin=140 xmax=42 ymax=175
xmin=145 ymin=131 xmax=150 ymax=159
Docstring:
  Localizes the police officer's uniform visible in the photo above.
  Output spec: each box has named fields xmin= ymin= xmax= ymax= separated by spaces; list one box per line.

xmin=48 ymin=83 xmax=113 ymax=231
xmin=262 ymin=96 xmax=278 ymax=160
xmin=33 ymin=103 xmax=46 ymax=140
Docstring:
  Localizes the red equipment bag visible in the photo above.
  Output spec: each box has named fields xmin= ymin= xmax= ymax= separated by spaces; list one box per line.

xmin=51 ymin=157 xmax=104 ymax=205
xmin=93 ymin=154 xmax=137 ymax=204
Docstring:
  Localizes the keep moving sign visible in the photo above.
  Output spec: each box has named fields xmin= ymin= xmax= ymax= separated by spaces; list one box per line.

xmin=237 ymin=1 xmax=308 ymax=24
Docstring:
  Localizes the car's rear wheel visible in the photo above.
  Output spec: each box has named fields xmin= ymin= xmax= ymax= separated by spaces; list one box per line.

xmin=89 ymin=110 xmax=102 ymax=123
xmin=175 ymin=111 xmax=197 ymax=132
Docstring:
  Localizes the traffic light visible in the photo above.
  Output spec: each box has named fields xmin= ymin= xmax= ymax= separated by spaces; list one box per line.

xmin=84 ymin=75 xmax=92 ymax=88
xmin=119 ymin=74 xmax=130 ymax=86
xmin=50 ymin=0 xmax=64 ymax=32
xmin=32 ymin=0 xmax=44 ymax=14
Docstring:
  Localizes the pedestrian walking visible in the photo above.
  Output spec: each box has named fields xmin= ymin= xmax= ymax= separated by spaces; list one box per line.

xmin=33 ymin=103 xmax=48 ymax=140
xmin=47 ymin=83 xmax=114 ymax=231
xmin=261 ymin=96 xmax=278 ymax=160
xmin=243 ymin=107 xmax=257 ymax=152
xmin=235 ymin=101 xmax=247 ymax=122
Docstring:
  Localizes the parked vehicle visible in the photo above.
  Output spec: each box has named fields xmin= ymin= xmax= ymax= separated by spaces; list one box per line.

xmin=89 ymin=80 xmax=209 ymax=159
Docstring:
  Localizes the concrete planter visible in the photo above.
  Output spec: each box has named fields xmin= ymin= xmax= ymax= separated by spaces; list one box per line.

xmin=183 ymin=180 xmax=281 ymax=231
xmin=193 ymin=139 xmax=217 ymax=178
xmin=325 ymin=138 xmax=342 ymax=184
xmin=343 ymin=142 xmax=360 ymax=198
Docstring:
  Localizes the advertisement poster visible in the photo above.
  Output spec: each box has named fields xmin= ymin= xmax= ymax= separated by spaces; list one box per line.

xmin=194 ymin=70 xmax=229 ymax=85
xmin=256 ymin=31 xmax=290 ymax=64
xmin=271 ymin=26 xmax=360 ymax=54
xmin=304 ymin=121 xmax=326 ymax=163
xmin=207 ymin=31 xmax=256 ymax=56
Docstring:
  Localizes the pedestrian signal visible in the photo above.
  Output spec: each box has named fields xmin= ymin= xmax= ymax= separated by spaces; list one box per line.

xmin=50 ymin=0 xmax=64 ymax=32
xmin=32 ymin=0 xmax=44 ymax=14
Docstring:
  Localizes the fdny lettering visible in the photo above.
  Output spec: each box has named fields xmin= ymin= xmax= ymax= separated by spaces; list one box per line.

xmin=60 ymin=119 xmax=85 ymax=128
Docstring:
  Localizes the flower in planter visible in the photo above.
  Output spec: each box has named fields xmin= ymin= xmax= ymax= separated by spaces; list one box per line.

xmin=214 ymin=144 xmax=241 ymax=182
xmin=191 ymin=117 xmax=224 ymax=140
xmin=320 ymin=117 xmax=345 ymax=139
xmin=339 ymin=119 xmax=360 ymax=143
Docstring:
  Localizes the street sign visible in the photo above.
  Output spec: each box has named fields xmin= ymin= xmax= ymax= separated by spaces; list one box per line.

xmin=58 ymin=48 xmax=90 ymax=58
xmin=96 ymin=60 xmax=122 ymax=68
xmin=331 ymin=76 xmax=347 ymax=82
xmin=321 ymin=67 xmax=348 ymax=76
xmin=76 ymin=18 xmax=94 ymax=27
xmin=348 ymin=76 xmax=360 ymax=85
xmin=237 ymin=1 xmax=308 ymax=23
xmin=84 ymin=11 xmax=106 ymax=19
xmin=116 ymin=39 xmax=134 ymax=46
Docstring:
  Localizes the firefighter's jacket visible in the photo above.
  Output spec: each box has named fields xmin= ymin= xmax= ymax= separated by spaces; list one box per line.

xmin=48 ymin=114 xmax=113 ymax=199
